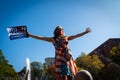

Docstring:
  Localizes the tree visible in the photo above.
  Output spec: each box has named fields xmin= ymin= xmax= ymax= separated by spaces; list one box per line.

xmin=75 ymin=53 xmax=105 ymax=80
xmin=110 ymin=43 xmax=120 ymax=65
xmin=0 ymin=49 xmax=18 ymax=79
xmin=44 ymin=65 xmax=56 ymax=80
xmin=31 ymin=61 xmax=43 ymax=80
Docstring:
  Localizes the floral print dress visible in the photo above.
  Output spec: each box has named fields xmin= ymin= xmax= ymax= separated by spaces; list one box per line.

xmin=53 ymin=36 xmax=78 ymax=78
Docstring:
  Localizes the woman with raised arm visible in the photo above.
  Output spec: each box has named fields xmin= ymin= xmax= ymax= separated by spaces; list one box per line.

xmin=27 ymin=26 xmax=91 ymax=80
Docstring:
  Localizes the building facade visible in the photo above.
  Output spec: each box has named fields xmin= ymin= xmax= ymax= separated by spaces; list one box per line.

xmin=89 ymin=38 xmax=120 ymax=57
xmin=45 ymin=57 xmax=55 ymax=68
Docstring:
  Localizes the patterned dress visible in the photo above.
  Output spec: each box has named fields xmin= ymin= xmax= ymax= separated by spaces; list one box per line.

xmin=53 ymin=36 xmax=78 ymax=78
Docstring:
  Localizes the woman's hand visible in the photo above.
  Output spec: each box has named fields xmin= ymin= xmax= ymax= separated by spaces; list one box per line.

xmin=26 ymin=32 xmax=30 ymax=37
xmin=85 ymin=27 xmax=91 ymax=33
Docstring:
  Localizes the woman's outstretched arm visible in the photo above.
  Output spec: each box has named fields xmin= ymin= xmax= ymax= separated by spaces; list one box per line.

xmin=27 ymin=32 xmax=54 ymax=42
xmin=68 ymin=27 xmax=91 ymax=41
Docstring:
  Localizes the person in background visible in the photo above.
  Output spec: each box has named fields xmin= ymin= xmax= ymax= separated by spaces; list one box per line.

xmin=27 ymin=25 xmax=91 ymax=80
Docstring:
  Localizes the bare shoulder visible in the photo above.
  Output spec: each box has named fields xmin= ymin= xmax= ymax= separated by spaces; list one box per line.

xmin=67 ymin=35 xmax=76 ymax=41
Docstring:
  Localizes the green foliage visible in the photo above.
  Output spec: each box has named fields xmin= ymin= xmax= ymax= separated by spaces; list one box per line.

xmin=0 ymin=50 xmax=18 ymax=79
xmin=44 ymin=65 xmax=56 ymax=80
xmin=31 ymin=61 xmax=43 ymax=79
xmin=75 ymin=53 xmax=105 ymax=79
xmin=31 ymin=61 xmax=43 ymax=69
xmin=110 ymin=43 xmax=120 ymax=65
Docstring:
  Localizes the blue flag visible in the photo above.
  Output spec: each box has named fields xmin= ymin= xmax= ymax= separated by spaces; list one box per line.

xmin=7 ymin=26 xmax=28 ymax=40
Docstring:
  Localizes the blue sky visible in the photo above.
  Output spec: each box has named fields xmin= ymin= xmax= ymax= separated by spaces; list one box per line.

xmin=0 ymin=0 xmax=120 ymax=72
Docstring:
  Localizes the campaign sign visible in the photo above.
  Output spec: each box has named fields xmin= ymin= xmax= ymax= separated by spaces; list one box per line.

xmin=7 ymin=26 xmax=28 ymax=40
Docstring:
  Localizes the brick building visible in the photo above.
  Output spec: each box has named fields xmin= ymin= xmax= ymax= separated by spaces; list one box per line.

xmin=89 ymin=38 xmax=120 ymax=58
